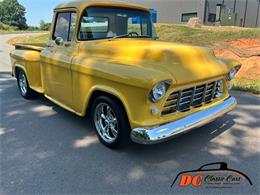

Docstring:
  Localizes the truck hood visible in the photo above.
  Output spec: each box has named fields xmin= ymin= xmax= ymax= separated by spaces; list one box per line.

xmin=79 ymin=39 xmax=229 ymax=85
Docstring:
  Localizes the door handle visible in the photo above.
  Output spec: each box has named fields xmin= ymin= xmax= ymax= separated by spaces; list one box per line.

xmin=64 ymin=43 xmax=71 ymax=47
xmin=46 ymin=44 xmax=54 ymax=48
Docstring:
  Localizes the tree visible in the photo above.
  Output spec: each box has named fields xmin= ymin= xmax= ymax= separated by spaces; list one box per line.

xmin=0 ymin=0 xmax=27 ymax=30
xmin=39 ymin=20 xmax=51 ymax=31
xmin=27 ymin=26 xmax=39 ymax=31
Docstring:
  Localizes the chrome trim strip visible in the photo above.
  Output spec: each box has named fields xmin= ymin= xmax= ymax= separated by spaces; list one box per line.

xmin=168 ymin=93 xmax=178 ymax=100
xmin=193 ymin=97 xmax=203 ymax=101
xmin=195 ymin=86 xmax=204 ymax=91
xmin=163 ymin=104 xmax=177 ymax=110
xmin=165 ymin=99 xmax=177 ymax=104
xmin=131 ymin=96 xmax=236 ymax=145
xmin=176 ymin=91 xmax=182 ymax=110
xmin=190 ymin=87 xmax=195 ymax=107
xmin=180 ymin=100 xmax=191 ymax=106
xmin=202 ymin=83 xmax=207 ymax=102
xmin=211 ymin=81 xmax=217 ymax=100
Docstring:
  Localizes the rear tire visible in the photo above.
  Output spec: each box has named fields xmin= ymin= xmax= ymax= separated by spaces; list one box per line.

xmin=17 ymin=69 xmax=38 ymax=99
xmin=91 ymin=96 xmax=131 ymax=149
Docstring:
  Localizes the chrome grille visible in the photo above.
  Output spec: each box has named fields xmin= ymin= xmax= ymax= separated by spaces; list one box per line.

xmin=162 ymin=79 xmax=223 ymax=116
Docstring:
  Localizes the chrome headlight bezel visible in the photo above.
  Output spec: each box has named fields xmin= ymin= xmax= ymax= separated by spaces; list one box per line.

xmin=149 ymin=80 xmax=171 ymax=103
xmin=227 ymin=65 xmax=241 ymax=81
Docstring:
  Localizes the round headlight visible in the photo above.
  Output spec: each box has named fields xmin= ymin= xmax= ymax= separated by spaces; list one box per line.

xmin=227 ymin=66 xmax=240 ymax=81
xmin=150 ymin=82 xmax=167 ymax=102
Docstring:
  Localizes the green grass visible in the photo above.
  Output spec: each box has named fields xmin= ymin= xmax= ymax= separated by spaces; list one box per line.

xmin=0 ymin=22 xmax=46 ymax=35
xmin=233 ymin=78 xmax=260 ymax=94
xmin=156 ymin=24 xmax=260 ymax=48
xmin=0 ymin=31 xmax=45 ymax=35
xmin=7 ymin=33 xmax=49 ymax=45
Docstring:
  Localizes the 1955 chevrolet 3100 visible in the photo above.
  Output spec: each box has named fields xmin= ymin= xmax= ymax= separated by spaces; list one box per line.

xmin=10 ymin=1 xmax=241 ymax=148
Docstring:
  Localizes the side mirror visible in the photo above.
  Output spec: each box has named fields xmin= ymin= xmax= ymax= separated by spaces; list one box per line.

xmin=55 ymin=37 xmax=64 ymax=46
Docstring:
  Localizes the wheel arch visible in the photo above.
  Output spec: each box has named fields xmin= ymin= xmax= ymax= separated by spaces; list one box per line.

xmin=14 ymin=64 xmax=28 ymax=79
xmin=83 ymin=86 xmax=132 ymax=125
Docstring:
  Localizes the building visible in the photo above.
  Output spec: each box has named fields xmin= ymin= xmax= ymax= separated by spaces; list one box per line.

xmin=120 ymin=0 xmax=260 ymax=28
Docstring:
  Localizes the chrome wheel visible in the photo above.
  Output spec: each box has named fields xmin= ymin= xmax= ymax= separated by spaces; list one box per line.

xmin=94 ymin=103 xmax=119 ymax=143
xmin=18 ymin=71 xmax=28 ymax=96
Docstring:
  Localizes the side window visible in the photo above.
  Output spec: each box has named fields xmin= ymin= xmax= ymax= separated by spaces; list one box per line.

xmin=127 ymin=17 xmax=149 ymax=36
xmin=141 ymin=17 xmax=149 ymax=36
xmin=128 ymin=17 xmax=141 ymax=35
xmin=181 ymin=12 xmax=198 ymax=22
xmin=68 ymin=13 xmax=77 ymax=41
xmin=53 ymin=12 xmax=76 ymax=41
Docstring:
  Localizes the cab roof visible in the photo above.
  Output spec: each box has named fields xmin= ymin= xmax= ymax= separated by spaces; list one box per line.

xmin=55 ymin=1 xmax=150 ymax=12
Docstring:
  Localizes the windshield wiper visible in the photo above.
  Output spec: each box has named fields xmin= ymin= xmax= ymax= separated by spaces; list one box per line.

xmin=109 ymin=34 xmax=152 ymax=41
xmin=108 ymin=34 xmax=130 ymax=41
xmin=136 ymin=35 xmax=152 ymax=38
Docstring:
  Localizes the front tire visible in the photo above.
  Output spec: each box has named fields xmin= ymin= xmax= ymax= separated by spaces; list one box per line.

xmin=91 ymin=96 xmax=131 ymax=149
xmin=17 ymin=69 xmax=37 ymax=99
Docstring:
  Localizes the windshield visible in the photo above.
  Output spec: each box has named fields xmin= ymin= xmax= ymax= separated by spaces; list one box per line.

xmin=78 ymin=6 xmax=155 ymax=40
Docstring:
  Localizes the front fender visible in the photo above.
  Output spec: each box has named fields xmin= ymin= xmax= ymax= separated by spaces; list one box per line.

xmin=83 ymin=85 xmax=132 ymax=122
xmin=72 ymin=70 xmax=158 ymax=128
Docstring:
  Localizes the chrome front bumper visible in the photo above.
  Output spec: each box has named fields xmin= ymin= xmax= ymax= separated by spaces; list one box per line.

xmin=131 ymin=96 xmax=236 ymax=144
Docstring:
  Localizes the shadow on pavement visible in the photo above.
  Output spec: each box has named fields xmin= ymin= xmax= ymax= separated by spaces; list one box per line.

xmin=0 ymin=72 xmax=259 ymax=194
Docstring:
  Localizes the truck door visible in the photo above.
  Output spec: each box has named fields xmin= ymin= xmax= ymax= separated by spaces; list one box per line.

xmin=41 ymin=11 xmax=78 ymax=108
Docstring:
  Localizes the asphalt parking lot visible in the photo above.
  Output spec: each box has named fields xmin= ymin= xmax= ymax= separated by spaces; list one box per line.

xmin=0 ymin=34 xmax=259 ymax=194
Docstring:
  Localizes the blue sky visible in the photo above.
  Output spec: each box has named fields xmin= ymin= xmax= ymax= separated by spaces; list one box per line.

xmin=18 ymin=0 xmax=66 ymax=26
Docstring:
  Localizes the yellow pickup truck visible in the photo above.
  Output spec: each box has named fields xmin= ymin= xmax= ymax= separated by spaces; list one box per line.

xmin=10 ymin=1 xmax=241 ymax=148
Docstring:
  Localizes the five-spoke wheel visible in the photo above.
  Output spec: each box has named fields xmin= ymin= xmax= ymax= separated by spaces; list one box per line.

xmin=94 ymin=103 xmax=119 ymax=143
xmin=17 ymin=69 xmax=37 ymax=99
xmin=91 ymin=96 xmax=131 ymax=148
xmin=18 ymin=70 xmax=28 ymax=96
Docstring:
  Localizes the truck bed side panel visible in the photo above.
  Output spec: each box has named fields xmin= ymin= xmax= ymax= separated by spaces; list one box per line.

xmin=10 ymin=49 xmax=43 ymax=93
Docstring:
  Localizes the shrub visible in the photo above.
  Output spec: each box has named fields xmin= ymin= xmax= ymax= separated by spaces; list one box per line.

xmin=0 ymin=22 xmax=17 ymax=31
